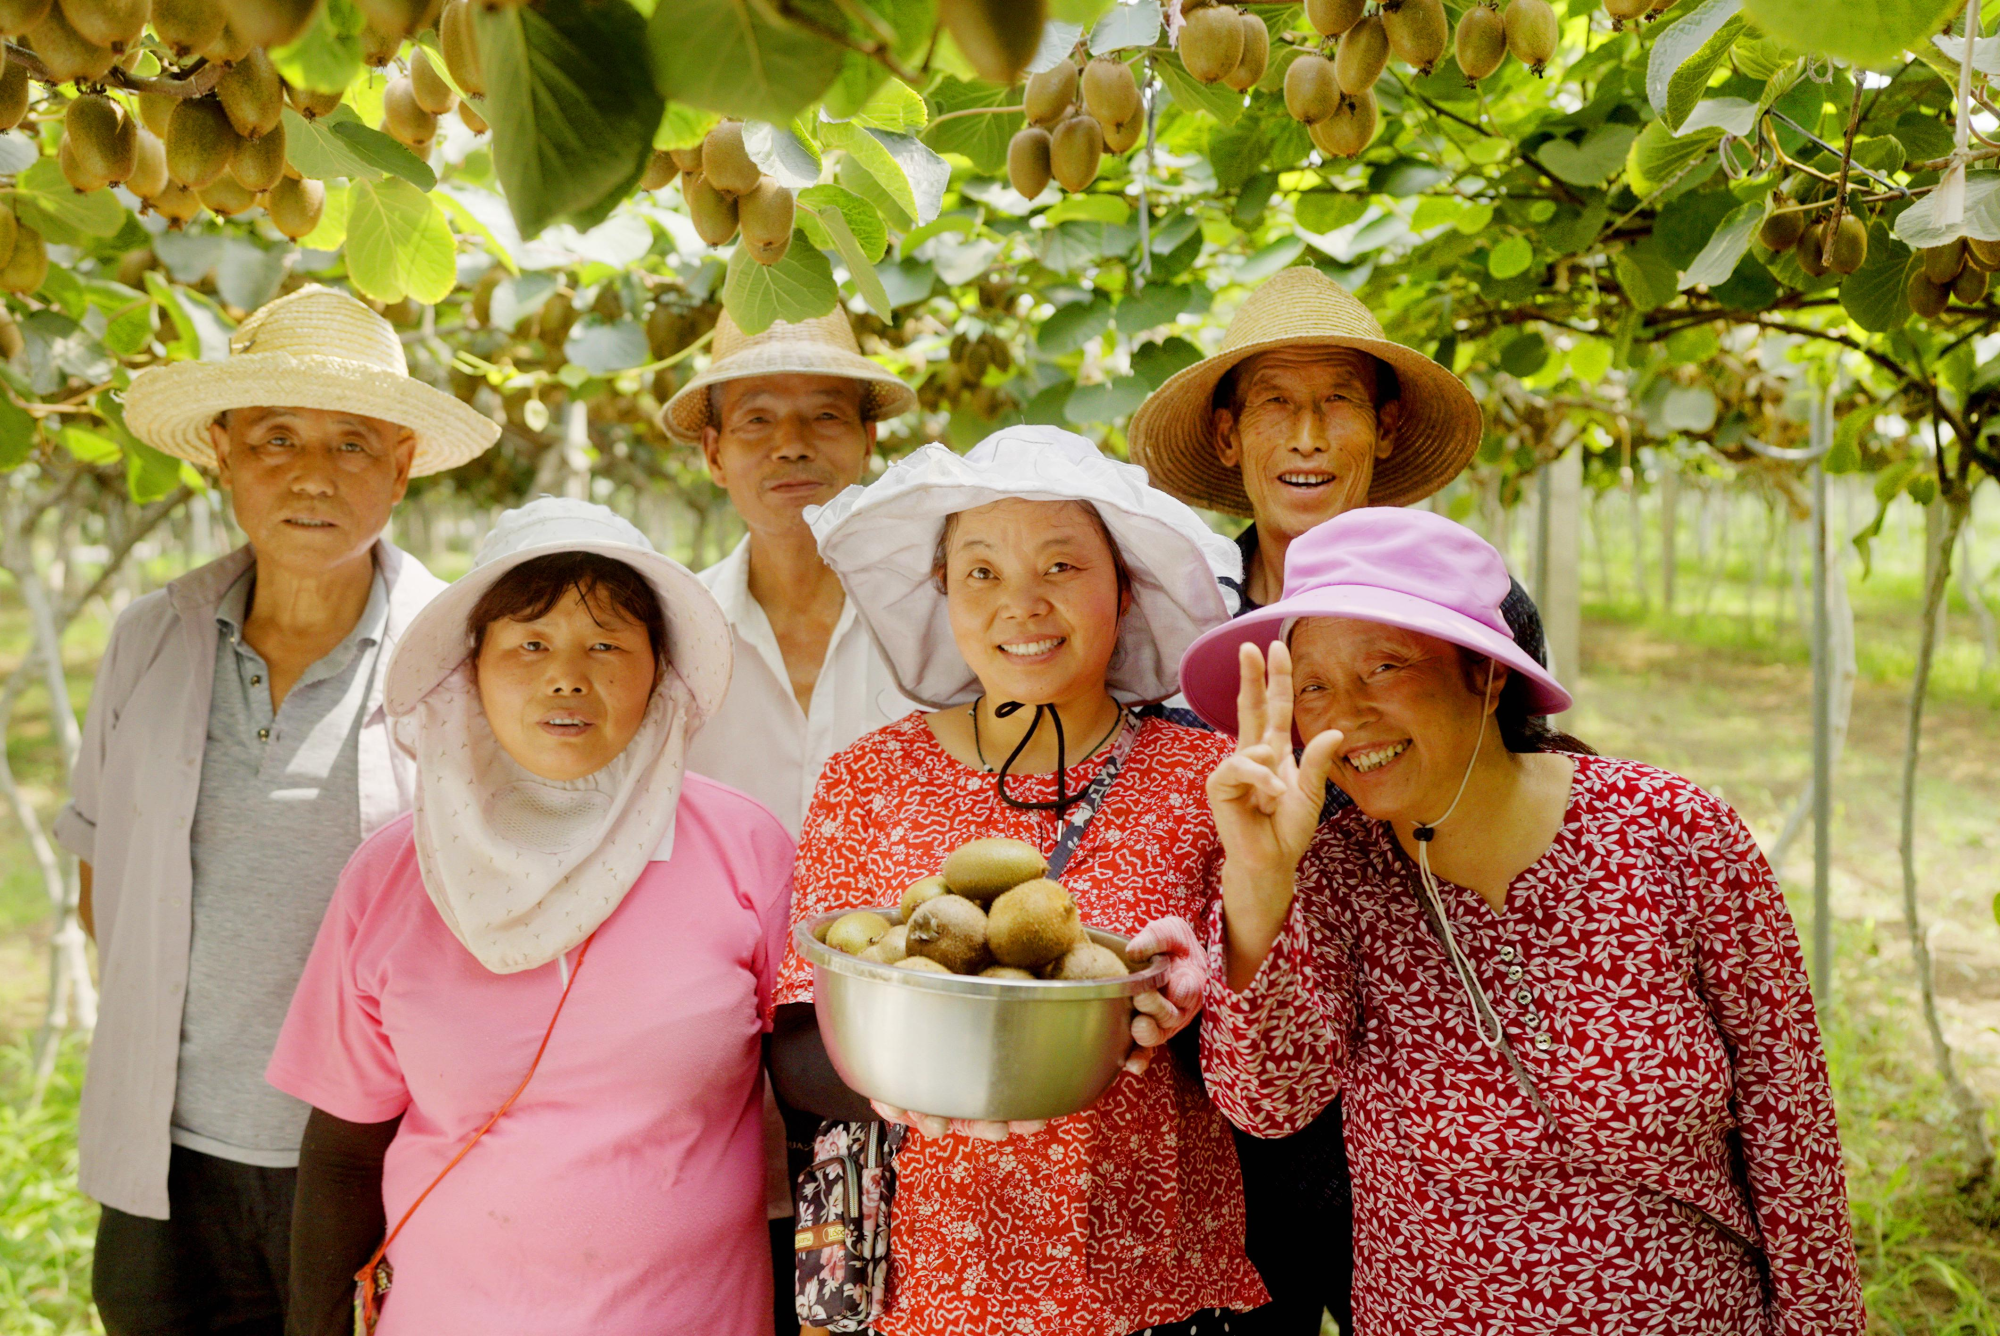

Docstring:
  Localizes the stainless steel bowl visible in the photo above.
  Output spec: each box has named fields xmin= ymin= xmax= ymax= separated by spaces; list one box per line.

xmin=796 ymin=907 xmax=1168 ymax=1122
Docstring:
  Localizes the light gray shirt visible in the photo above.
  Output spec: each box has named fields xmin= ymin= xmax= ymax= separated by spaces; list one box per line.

xmin=55 ymin=541 xmax=443 ymax=1219
xmin=170 ymin=568 xmax=388 ymax=1168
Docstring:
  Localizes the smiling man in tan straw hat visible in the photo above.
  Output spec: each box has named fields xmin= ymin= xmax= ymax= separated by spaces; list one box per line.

xmin=57 ymin=283 xmax=497 ymax=1336
xmin=659 ymin=305 xmax=916 ymax=1336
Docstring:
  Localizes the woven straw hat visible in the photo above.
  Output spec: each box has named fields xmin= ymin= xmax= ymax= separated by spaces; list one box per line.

xmin=1127 ymin=267 xmax=1482 ymax=517
xmin=661 ymin=308 xmax=917 ymax=442
xmin=123 ymin=285 xmax=499 ymax=477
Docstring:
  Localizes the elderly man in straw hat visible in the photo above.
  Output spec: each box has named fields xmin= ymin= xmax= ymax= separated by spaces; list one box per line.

xmin=1129 ymin=264 xmax=1547 ymax=1336
xmin=53 ymin=284 xmax=497 ymax=1336
xmin=659 ymin=306 xmax=918 ymax=1335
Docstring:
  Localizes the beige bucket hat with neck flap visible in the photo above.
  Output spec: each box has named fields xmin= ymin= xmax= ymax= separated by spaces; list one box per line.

xmin=1127 ymin=266 xmax=1483 ymax=517
xmin=660 ymin=307 xmax=917 ymax=442
xmin=123 ymin=284 xmax=500 ymax=476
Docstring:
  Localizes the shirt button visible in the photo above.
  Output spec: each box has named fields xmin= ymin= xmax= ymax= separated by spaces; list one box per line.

xmin=250 ymin=674 xmax=262 ymax=686
xmin=1506 ymin=965 xmax=1524 ymax=984
xmin=1534 ymin=1033 xmax=1554 ymax=1052
xmin=257 ymin=727 xmax=270 ymax=741
xmin=1498 ymin=945 xmax=1517 ymax=963
xmin=1514 ymin=987 xmax=1533 ymax=1005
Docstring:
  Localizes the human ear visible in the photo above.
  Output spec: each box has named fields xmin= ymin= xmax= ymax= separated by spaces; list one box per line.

xmin=1477 ymin=661 xmax=1509 ymax=714
xmin=208 ymin=419 xmax=233 ymax=485
xmin=389 ymin=428 xmax=417 ymax=501
xmin=1374 ymin=399 xmax=1401 ymax=461
xmin=700 ymin=427 xmax=727 ymax=486
xmin=1214 ymin=408 xmax=1241 ymax=468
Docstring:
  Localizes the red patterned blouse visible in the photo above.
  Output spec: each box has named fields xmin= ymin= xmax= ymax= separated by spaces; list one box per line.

xmin=1201 ymin=754 xmax=1863 ymax=1336
xmin=777 ymin=712 xmax=1268 ymax=1336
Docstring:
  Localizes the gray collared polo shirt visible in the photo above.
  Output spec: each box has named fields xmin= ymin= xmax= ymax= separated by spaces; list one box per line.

xmin=170 ymin=566 xmax=390 ymax=1167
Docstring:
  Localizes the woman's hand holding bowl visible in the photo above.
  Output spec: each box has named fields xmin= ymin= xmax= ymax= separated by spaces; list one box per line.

xmin=1120 ymin=916 xmax=1205 ymax=1076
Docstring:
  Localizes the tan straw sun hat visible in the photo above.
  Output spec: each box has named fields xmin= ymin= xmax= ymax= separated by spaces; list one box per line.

xmin=661 ymin=307 xmax=917 ymax=442
xmin=1127 ymin=266 xmax=1482 ymax=517
xmin=123 ymin=284 xmax=500 ymax=477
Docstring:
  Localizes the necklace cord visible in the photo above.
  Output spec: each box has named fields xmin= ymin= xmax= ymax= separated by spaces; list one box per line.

xmin=972 ymin=697 xmax=1124 ymax=816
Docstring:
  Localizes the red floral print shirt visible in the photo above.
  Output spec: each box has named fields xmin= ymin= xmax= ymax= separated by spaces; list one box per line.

xmin=778 ymin=713 xmax=1268 ymax=1336
xmin=1201 ymin=754 xmax=1864 ymax=1336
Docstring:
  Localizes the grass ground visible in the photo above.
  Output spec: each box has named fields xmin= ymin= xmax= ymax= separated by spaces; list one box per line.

xmin=2 ymin=487 xmax=1998 ymax=1334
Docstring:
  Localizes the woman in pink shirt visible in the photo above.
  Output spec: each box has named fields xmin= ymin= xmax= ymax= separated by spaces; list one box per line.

xmin=269 ymin=498 xmax=792 ymax=1336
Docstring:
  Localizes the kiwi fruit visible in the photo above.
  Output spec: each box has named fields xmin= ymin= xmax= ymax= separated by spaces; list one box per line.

xmin=1178 ymin=4 xmax=1243 ymax=84
xmin=899 ymin=874 xmax=950 ymax=921
xmin=1050 ymin=113 xmax=1103 ymax=193
xmin=59 ymin=137 xmax=109 ymax=193
xmin=1042 ymin=941 xmax=1128 ymax=980
xmin=1102 ymin=114 xmax=1141 ymax=154
xmin=1502 ymin=0 xmax=1557 ymax=75
xmin=1453 ymin=3 xmax=1506 ymax=81
xmin=152 ymin=0 xmax=227 ymax=56
xmin=1311 ymin=88 xmax=1378 ymax=159
xmin=358 ymin=19 xmax=398 ymax=65
xmin=701 ymin=121 xmax=760 ymax=199
xmin=167 ymin=97 xmax=238 ymax=190
xmin=739 ymin=177 xmax=794 ymax=265
xmin=457 ymin=99 xmax=487 ymax=134
xmin=1757 ymin=204 xmax=1803 ymax=254
xmin=985 ymin=879 xmax=1084 ymax=969
xmin=0 ymin=58 xmax=27 ymax=132
xmin=57 ymin=0 xmax=145 ymax=51
xmin=439 ymin=0 xmax=484 ymax=96
xmin=0 ymin=224 xmax=44 ymax=292
xmin=410 ymin=48 xmax=457 ymax=116
xmin=203 ymin=16 xmax=255 ymax=61
xmin=938 ymin=0 xmax=1044 ymax=86
xmin=1952 ymin=264 xmax=1988 ymax=305
xmin=1383 ymin=0 xmax=1447 ymax=73
xmin=826 ymin=910 xmax=894 ymax=956
xmin=979 ymin=965 xmax=1037 ymax=980
xmin=150 ymin=180 xmax=204 ymax=226
xmin=27 ymin=4 xmax=115 ymax=83
xmin=896 ymin=955 xmax=952 ymax=975
xmin=905 ymin=893 xmax=991 ymax=975
xmin=65 ymin=94 xmax=134 ymax=186
xmin=354 ymin=0 xmax=435 ymax=41
xmin=1006 ymin=125 xmax=1052 ymax=199
xmin=669 ymin=145 xmax=704 ymax=175
xmin=219 ymin=49 xmax=285 ymax=140
xmin=1223 ymin=12 xmax=1268 ymax=91
xmin=1602 ymin=0 xmax=1649 ymax=25
xmin=1334 ymin=15 xmax=1389 ymax=94
xmin=1906 ymin=268 xmax=1949 ymax=319
xmin=684 ymin=172 xmax=739 ymax=245
xmin=1024 ymin=60 xmax=1077 ymax=129
xmin=1967 ymin=236 xmax=2000 ymax=271
xmin=941 ymin=838 xmax=1048 ymax=902
xmin=286 ymin=83 xmax=345 ymax=119
xmin=1825 ymin=214 xmax=1866 ymax=275
xmin=1922 ymin=238 xmax=1965 ymax=284
xmin=0 ymin=202 xmax=15 ymax=270
xmin=126 ymin=127 xmax=168 ymax=198
xmin=1285 ymin=52 xmax=1339 ymax=123
xmin=263 ymin=170 xmax=323 ymax=240
xmin=198 ymin=172 xmax=256 ymax=216
xmin=0 ymin=0 xmax=49 ymax=36
xmin=869 ymin=923 xmax=910 ymax=964
xmin=0 ymin=310 xmax=20 ymax=361
xmin=229 ymin=118 xmax=286 ymax=190
xmin=1793 ymin=221 xmax=1829 ymax=278
xmin=640 ymin=150 xmax=678 ymax=191
xmin=138 ymin=91 xmax=178 ymax=138
xmin=1082 ymin=58 xmax=1141 ymax=134
xmin=223 ymin=0 xmax=319 ymax=48
xmin=382 ymin=76 xmax=438 ymax=150
xmin=1305 ymin=0 xmax=1363 ymax=35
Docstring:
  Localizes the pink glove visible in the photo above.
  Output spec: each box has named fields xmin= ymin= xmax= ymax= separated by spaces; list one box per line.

xmin=1122 ymin=916 xmax=1208 ymax=1076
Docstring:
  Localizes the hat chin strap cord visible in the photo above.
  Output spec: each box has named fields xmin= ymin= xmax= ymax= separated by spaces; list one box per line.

xmin=1410 ymin=658 xmax=1508 ymax=1051
xmin=974 ymin=698 xmax=1126 ymax=818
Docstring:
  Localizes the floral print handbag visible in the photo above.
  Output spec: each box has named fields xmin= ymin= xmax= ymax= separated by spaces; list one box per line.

xmin=793 ymin=1119 xmax=906 ymax=1331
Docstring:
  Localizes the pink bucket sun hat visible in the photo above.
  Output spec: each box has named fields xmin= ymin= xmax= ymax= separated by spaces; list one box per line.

xmin=1178 ymin=507 xmax=1572 ymax=734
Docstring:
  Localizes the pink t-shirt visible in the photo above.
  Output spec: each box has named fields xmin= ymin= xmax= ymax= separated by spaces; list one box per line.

xmin=268 ymin=775 xmax=794 ymax=1336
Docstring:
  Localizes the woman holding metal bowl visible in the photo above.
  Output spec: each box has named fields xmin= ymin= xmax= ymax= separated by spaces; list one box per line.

xmin=1182 ymin=506 xmax=1864 ymax=1334
xmin=770 ymin=426 xmax=1269 ymax=1336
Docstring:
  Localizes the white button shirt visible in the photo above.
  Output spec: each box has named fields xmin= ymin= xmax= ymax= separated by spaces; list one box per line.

xmin=686 ymin=535 xmax=919 ymax=836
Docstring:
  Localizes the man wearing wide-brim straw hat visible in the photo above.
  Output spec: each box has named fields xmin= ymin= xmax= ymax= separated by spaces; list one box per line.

xmin=1129 ymin=263 xmax=1483 ymax=610
xmin=58 ymin=283 xmax=498 ymax=1334
xmin=659 ymin=305 xmax=917 ymax=1336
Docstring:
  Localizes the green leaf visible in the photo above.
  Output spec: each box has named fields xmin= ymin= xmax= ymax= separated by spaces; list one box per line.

xmin=1647 ymin=0 xmax=1742 ymax=116
xmin=1131 ymin=336 xmax=1202 ymax=388
xmin=565 ymin=317 xmax=650 ymax=374
xmin=344 ymin=178 xmax=457 ymax=304
xmin=270 ymin=0 xmax=366 ymax=95
xmin=1741 ymin=0 xmax=1955 ymax=67
xmin=1045 ymin=194 xmax=1130 ymax=225
xmin=282 ymin=108 xmax=384 ymax=181
xmin=124 ymin=437 xmax=182 ymax=503
xmin=743 ymin=120 xmax=822 ymax=187
xmin=1499 ymin=332 xmax=1549 ymax=378
xmin=329 ymin=120 xmax=438 ymax=190
xmin=848 ymin=79 xmax=928 ymax=133
xmin=1296 ymin=191 xmax=1366 ymax=233
xmin=103 ymin=300 xmax=155 ymax=357
xmin=1208 ymin=119 xmax=1270 ymax=192
xmin=1064 ymin=376 xmax=1149 ymax=426
xmin=301 ymin=182 xmax=352 ymax=249
xmin=722 ymin=232 xmax=838 ymax=334
xmin=650 ymin=0 xmax=845 ymax=124
xmin=0 ymin=394 xmax=34 ymax=469
xmin=1664 ymin=16 xmax=1746 ymax=131
xmin=1839 ymin=221 xmax=1913 ymax=334
xmin=1488 ymin=235 xmax=1535 ymax=278
xmin=812 ymin=204 xmax=893 ymax=318
xmin=1679 ymin=201 xmax=1760 ymax=290
xmin=1614 ymin=237 xmax=1681 ymax=311
xmin=1627 ymin=120 xmax=1722 ymax=195
xmin=1155 ymin=55 xmax=1243 ymax=126
xmin=1116 ymin=283 xmax=1191 ymax=334
xmin=14 ymin=159 xmax=126 ymax=242
xmin=797 ymin=184 xmax=888 ymax=262
xmin=59 ymin=426 xmax=122 ymax=465
xmin=655 ymin=102 xmax=720 ymax=151
xmin=1037 ymin=294 xmax=1114 ymax=356
xmin=820 ymin=121 xmax=948 ymax=226
xmin=922 ymin=76 xmax=1023 ymax=174
xmin=1536 ymin=123 xmax=1638 ymax=186
xmin=479 ymin=0 xmax=663 ymax=237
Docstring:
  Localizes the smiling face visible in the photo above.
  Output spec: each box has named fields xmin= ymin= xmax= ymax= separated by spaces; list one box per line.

xmin=1288 ymin=617 xmax=1506 ymax=825
xmin=701 ymin=373 xmax=875 ymax=538
xmin=1213 ymin=347 xmax=1401 ymax=543
xmin=474 ymin=585 xmax=661 ymax=782
xmin=940 ymin=498 xmax=1131 ymax=710
xmin=210 ymin=406 xmax=416 ymax=579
